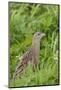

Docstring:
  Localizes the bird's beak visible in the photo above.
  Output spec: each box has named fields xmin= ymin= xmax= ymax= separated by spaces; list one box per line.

xmin=41 ymin=33 xmax=45 ymax=38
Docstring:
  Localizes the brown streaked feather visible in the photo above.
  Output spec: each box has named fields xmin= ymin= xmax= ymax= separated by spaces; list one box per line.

xmin=13 ymin=48 xmax=32 ymax=80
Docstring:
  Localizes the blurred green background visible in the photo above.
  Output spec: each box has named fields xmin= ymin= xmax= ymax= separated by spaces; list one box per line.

xmin=9 ymin=2 xmax=59 ymax=87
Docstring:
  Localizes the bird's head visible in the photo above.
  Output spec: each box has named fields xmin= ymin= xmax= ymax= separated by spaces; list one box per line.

xmin=33 ymin=32 xmax=45 ymax=41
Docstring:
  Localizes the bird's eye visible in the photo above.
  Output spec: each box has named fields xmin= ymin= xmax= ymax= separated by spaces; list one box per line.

xmin=38 ymin=33 xmax=40 ymax=35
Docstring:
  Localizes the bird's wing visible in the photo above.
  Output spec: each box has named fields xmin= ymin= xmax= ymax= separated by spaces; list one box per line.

xmin=13 ymin=48 xmax=32 ymax=80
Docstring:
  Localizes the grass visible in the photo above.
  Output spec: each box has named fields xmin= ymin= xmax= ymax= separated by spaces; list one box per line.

xmin=9 ymin=2 xmax=59 ymax=87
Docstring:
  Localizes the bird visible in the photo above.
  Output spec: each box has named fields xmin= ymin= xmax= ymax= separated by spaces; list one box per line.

xmin=13 ymin=32 xmax=45 ymax=80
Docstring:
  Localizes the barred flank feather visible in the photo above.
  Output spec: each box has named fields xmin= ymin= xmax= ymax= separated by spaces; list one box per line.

xmin=13 ymin=48 xmax=32 ymax=80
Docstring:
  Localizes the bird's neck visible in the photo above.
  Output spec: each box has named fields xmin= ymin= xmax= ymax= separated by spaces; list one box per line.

xmin=32 ymin=38 xmax=40 ymax=56
xmin=32 ymin=38 xmax=40 ymax=65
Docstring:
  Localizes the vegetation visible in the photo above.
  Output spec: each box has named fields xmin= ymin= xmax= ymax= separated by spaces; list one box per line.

xmin=9 ymin=2 xmax=59 ymax=87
